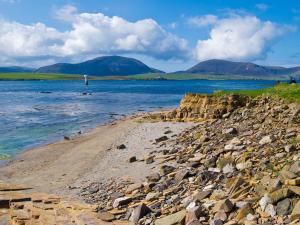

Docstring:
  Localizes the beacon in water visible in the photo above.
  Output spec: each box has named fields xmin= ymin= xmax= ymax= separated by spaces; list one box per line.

xmin=84 ymin=75 xmax=88 ymax=85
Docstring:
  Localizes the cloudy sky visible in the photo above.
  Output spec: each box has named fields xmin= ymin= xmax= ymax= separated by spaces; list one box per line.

xmin=0 ymin=0 xmax=299 ymax=71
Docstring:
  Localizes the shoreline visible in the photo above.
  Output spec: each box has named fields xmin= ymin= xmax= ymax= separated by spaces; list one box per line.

xmin=0 ymin=111 xmax=195 ymax=200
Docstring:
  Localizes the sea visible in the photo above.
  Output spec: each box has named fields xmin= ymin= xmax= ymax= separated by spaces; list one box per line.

xmin=0 ymin=79 xmax=276 ymax=158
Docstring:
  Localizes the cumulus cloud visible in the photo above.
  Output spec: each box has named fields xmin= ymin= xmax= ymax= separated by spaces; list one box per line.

xmin=0 ymin=5 xmax=189 ymax=66
xmin=195 ymin=15 xmax=291 ymax=61
xmin=188 ymin=15 xmax=218 ymax=27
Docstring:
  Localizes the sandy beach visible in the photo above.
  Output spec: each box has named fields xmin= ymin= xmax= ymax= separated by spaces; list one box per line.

xmin=0 ymin=115 xmax=195 ymax=199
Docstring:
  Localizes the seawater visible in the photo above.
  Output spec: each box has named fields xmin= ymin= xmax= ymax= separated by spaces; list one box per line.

xmin=0 ymin=79 xmax=275 ymax=157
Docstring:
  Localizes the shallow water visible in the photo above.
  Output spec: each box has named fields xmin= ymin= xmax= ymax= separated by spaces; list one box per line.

xmin=0 ymin=79 xmax=275 ymax=156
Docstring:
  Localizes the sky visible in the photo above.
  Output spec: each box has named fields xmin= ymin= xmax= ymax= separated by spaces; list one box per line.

xmin=0 ymin=0 xmax=300 ymax=72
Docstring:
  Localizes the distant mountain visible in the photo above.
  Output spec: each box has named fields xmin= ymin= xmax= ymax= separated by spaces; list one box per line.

xmin=185 ymin=59 xmax=300 ymax=78
xmin=36 ymin=56 xmax=163 ymax=76
xmin=0 ymin=66 xmax=34 ymax=73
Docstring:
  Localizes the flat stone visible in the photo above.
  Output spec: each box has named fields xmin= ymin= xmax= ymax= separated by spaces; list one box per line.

xmin=276 ymin=198 xmax=291 ymax=216
xmin=259 ymin=135 xmax=275 ymax=145
xmin=145 ymin=192 xmax=159 ymax=201
xmin=155 ymin=136 xmax=169 ymax=143
xmin=97 ymin=211 xmax=115 ymax=222
xmin=126 ymin=183 xmax=143 ymax=194
xmin=175 ymin=169 xmax=189 ymax=183
xmin=193 ymin=190 xmax=211 ymax=201
xmin=289 ymin=161 xmax=300 ymax=174
xmin=291 ymin=200 xmax=300 ymax=221
xmin=129 ymin=204 xmax=152 ymax=223
xmin=146 ymin=173 xmax=161 ymax=182
xmin=155 ymin=210 xmax=186 ymax=225
xmin=113 ymin=197 xmax=132 ymax=208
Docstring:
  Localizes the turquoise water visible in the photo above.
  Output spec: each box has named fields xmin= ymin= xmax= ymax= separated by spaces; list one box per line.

xmin=0 ymin=80 xmax=275 ymax=157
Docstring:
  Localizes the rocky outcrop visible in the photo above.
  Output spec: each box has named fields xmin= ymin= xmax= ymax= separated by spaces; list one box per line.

xmin=82 ymin=95 xmax=300 ymax=225
xmin=159 ymin=94 xmax=250 ymax=121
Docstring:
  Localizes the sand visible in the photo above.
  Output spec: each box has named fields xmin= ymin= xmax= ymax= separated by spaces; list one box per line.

xmin=0 ymin=116 xmax=195 ymax=199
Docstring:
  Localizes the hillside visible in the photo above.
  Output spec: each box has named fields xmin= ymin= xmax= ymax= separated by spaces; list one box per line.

xmin=185 ymin=59 xmax=300 ymax=78
xmin=36 ymin=56 xmax=163 ymax=76
xmin=0 ymin=66 xmax=34 ymax=73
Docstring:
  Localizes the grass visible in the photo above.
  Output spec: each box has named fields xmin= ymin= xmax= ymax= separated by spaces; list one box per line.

xmin=0 ymin=73 xmax=86 ymax=80
xmin=0 ymin=72 xmax=290 ymax=81
xmin=214 ymin=83 xmax=300 ymax=104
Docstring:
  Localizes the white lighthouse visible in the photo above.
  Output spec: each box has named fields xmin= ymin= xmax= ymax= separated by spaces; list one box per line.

xmin=84 ymin=75 xmax=88 ymax=85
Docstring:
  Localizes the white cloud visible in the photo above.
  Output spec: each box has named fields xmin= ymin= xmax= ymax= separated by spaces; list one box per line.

xmin=0 ymin=5 xmax=189 ymax=66
xmin=255 ymin=3 xmax=269 ymax=11
xmin=188 ymin=15 xmax=218 ymax=27
xmin=195 ymin=15 xmax=290 ymax=61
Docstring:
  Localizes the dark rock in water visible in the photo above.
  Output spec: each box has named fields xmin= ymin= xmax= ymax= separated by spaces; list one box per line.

xmin=82 ymin=92 xmax=88 ymax=95
xmin=155 ymin=136 xmax=169 ymax=143
xmin=40 ymin=91 xmax=52 ymax=94
xmin=64 ymin=136 xmax=70 ymax=140
xmin=117 ymin=144 xmax=126 ymax=150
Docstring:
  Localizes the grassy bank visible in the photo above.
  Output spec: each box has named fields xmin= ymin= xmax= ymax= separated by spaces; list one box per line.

xmin=215 ymin=83 xmax=300 ymax=104
xmin=0 ymin=72 xmax=290 ymax=81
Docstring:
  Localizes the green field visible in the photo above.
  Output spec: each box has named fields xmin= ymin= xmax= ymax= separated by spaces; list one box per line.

xmin=0 ymin=72 xmax=290 ymax=81
xmin=215 ymin=83 xmax=300 ymax=104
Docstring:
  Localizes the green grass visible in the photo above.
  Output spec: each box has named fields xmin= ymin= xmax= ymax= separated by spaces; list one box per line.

xmin=0 ymin=72 xmax=290 ymax=81
xmin=0 ymin=73 xmax=86 ymax=80
xmin=214 ymin=83 xmax=300 ymax=104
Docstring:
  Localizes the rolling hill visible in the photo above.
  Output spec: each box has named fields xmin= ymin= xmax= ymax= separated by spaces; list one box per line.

xmin=0 ymin=66 xmax=34 ymax=73
xmin=184 ymin=59 xmax=300 ymax=78
xmin=36 ymin=56 xmax=163 ymax=76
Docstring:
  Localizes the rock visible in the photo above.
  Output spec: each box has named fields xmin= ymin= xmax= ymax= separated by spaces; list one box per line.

xmin=128 ymin=156 xmax=137 ymax=163
xmin=220 ymin=199 xmax=234 ymax=213
xmin=97 ymin=211 xmax=115 ymax=222
xmin=193 ymin=190 xmax=211 ymax=201
xmin=259 ymin=135 xmax=275 ymax=145
xmin=113 ymin=197 xmax=132 ymax=208
xmin=129 ymin=204 xmax=152 ymax=223
xmin=126 ymin=183 xmax=143 ymax=194
xmin=289 ymin=161 xmax=300 ymax=174
xmin=117 ymin=144 xmax=126 ymax=149
xmin=175 ymin=169 xmax=189 ymax=183
xmin=147 ymin=173 xmax=161 ymax=182
xmin=214 ymin=210 xmax=227 ymax=221
xmin=236 ymin=161 xmax=252 ymax=171
xmin=155 ymin=136 xmax=169 ymax=143
xmin=235 ymin=204 xmax=254 ymax=221
xmin=155 ymin=210 xmax=186 ymax=225
xmin=145 ymin=156 xmax=154 ymax=164
xmin=160 ymin=165 xmax=175 ymax=176
xmin=285 ymin=144 xmax=296 ymax=153
xmin=222 ymin=164 xmax=235 ymax=174
xmin=210 ymin=219 xmax=223 ymax=225
xmin=259 ymin=195 xmax=270 ymax=211
xmin=276 ymin=198 xmax=291 ymax=216
xmin=145 ymin=192 xmax=159 ymax=201
xmin=291 ymin=200 xmax=300 ymax=221
xmin=223 ymin=128 xmax=238 ymax=135
xmin=265 ymin=204 xmax=276 ymax=217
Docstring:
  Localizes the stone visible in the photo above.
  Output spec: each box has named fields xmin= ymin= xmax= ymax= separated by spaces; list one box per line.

xmin=146 ymin=173 xmax=161 ymax=182
xmin=285 ymin=144 xmax=296 ymax=153
xmin=236 ymin=162 xmax=252 ymax=171
xmin=129 ymin=204 xmax=152 ymax=223
xmin=117 ymin=144 xmax=126 ymax=149
xmin=155 ymin=136 xmax=169 ymax=143
xmin=145 ymin=157 xmax=154 ymax=164
xmin=193 ymin=190 xmax=211 ymax=201
xmin=268 ymin=188 xmax=291 ymax=204
xmin=210 ymin=219 xmax=223 ymax=225
xmin=113 ymin=197 xmax=132 ymax=208
xmin=214 ymin=210 xmax=227 ymax=221
xmin=155 ymin=210 xmax=186 ymax=225
xmin=276 ymin=198 xmax=291 ymax=216
xmin=259 ymin=195 xmax=270 ymax=211
xmin=265 ymin=204 xmax=276 ymax=217
xmin=145 ymin=192 xmax=159 ymax=201
xmin=259 ymin=135 xmax=275 ymax=145
xmin=235 ymin=204 xmax=254 ymax=221
xmin=224 ymin=128 xmax=238 ymax=135
xmin=289 ymin=161 xmax=300 ymax=174
xmin=222 ymin=164 xmax=235 ymax=174
xmin=126 ymin=183 xmax=143 ymax=194
xmin=160 ymin=165 xmax=175 ymax=176
xmin=128 ymin=156 xmax=137 ymax=163
xmin=175 ymin=169 xmax=189 ymax=183
xmin=291 ymin=200 xmax=300 ymax=221
xmin=97 ymin=211 xmax=115 ymax=222
xmin=220 ymin=199 xmax=234 ymax=213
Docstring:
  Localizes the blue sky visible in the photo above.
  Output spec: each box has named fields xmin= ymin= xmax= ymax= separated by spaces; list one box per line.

xmin=0 ymin=0 xmax=299 ymax=71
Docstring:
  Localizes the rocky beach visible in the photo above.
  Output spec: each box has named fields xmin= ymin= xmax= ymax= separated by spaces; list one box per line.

xmin=2 ymin=86 xmax=300 ymax=225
